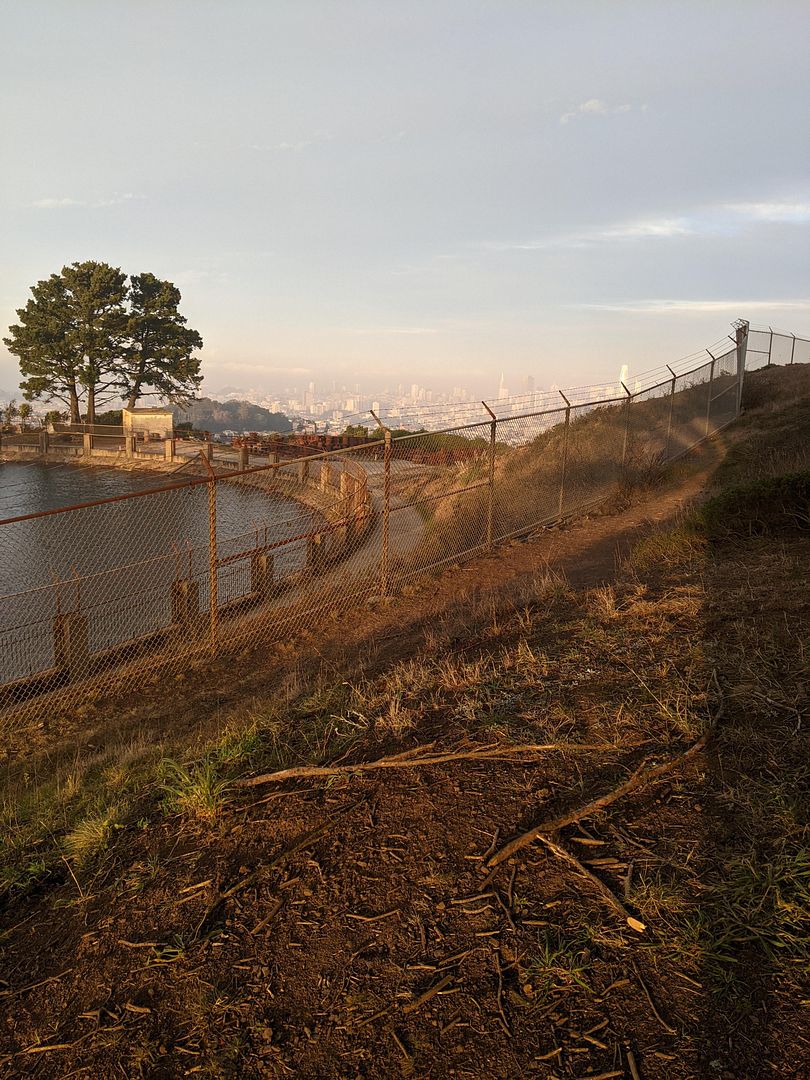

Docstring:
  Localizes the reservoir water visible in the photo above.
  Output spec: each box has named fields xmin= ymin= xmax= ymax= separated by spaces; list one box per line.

xmin=0 ymin=461 xmax=320 ymax=683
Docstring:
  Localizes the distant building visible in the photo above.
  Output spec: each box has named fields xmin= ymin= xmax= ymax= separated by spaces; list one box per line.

xmin=122 ymin=407 xmax=174 ymax=441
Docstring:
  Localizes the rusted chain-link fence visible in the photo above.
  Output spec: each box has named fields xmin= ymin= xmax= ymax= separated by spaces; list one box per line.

xmin=0 ymin=321 xmax=806 ymax=725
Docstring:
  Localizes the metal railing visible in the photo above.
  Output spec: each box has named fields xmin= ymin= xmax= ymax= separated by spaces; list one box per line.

xmin=0 ymin=320 xmax=807 ymax=726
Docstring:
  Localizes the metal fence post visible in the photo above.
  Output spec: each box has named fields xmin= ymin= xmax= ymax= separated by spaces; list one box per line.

xmin=482 ymin=401 xmax=496 ymax=548
xmin=557 ymin=391 xmax=571 ymax=516
xmin=664 ymin=364 xmax=677 ymax=461
xmin=734 ymin=319 xmax=749 ymax=416
xmin=370 ymin=411 xmax=391 ymax=595
xmin=705 ymin=349 xmax=716 ymax=437
xmin=208 ymin=476 xmax=219 ymax=653
xmin=198 ymin=450 xmax=219 ymax=655
xmin=791 ymin=334 xmax=796 ymax=365
xmin=620 ymin=381 xmax=633 ymax=474
xmin=767 ymin=327 xmax=773 ymax=368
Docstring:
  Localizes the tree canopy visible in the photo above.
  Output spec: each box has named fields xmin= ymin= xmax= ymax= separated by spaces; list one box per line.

xmin=172 ymin=397 xmax=291 ymax=435
xmin=3 ymin=261 xmax=203 ymax=423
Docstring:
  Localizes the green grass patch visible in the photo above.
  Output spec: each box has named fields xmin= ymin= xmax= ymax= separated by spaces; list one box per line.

xmin=697 ymin=471 xmax=810 ymax=540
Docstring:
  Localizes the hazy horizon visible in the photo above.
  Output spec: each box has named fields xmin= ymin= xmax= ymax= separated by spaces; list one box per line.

xmin=2 ymin=1 xmax=809 ymax=403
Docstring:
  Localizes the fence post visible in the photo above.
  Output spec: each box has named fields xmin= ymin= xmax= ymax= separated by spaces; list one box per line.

xmin=705 ymin=349 xmax=717 ymax=437
xmin=790 ymin=334 xmax=796 ymax=365
xmin=557 ymin=391 xmax=571 ymax=517
xmin=767 ymin=327 xmax=773 ymax=368
xmin=207 ymin=477 xmax=219 ymax=653
xmin=734 ymin=319 xmax=749 ymax=416
xmin=482 ymin=401 xmax=497 ymax=548
xmin=370 ymin=410 xmax=391 ymax=595
xmin=620 ymin=381 xmax=633 ymax=474
xmin=664 ymin=365 xmax=677 ymax=460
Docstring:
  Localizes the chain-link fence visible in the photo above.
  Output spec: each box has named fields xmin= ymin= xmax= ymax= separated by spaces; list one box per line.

xmin=1 ymin=321 xmax=807 ymax=726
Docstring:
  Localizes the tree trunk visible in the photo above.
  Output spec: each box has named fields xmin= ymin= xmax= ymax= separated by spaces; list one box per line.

xmin=126 ymin=347 xmax=147 ymax=409
xmin=85 ymin=385 xmax=96 ymax=425
xmin=69 ymin=383 xmax=81 ymax=425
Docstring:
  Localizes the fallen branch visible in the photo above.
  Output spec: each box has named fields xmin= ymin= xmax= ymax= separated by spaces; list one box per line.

xmin=238 ymin=741 xmax=639 ymax=788
xmin=0 ymin=968 xmax=74 ymax=999
xmin=535 ymin=835 xmax=645 ymax=933
xmin=402 ymin=974 xmax=454 ymax=1014
xmin=488 ymin=730 xmax=710 ymax=867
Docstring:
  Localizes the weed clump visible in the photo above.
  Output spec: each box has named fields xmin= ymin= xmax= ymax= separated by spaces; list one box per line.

xmin=63 ymin=804 xmax=124 ymax=864
xmin=160 ymin=758 xmax=231 ymax=821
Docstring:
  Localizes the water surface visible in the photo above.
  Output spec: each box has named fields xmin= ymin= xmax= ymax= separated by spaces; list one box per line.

xmin=0 ymin=461 xmax=318 ymax=682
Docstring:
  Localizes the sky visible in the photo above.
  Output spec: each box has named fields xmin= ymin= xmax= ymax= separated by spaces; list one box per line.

xmin=1 ymin=0 xmax=809 ymax=402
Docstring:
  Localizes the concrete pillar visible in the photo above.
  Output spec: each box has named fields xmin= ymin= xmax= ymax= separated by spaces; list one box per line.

xmin=307 ymin=532 xmax=326 ymax=571
xmin=299 ymin=458 xmax=310 ymax=483
xmin=320 ymin=462 xmax=331 ymax=491
xmin=82 ymin=432 xmax=92 ymax=457
xmin=125 ymin=435 xmax=136 ymax=458
xmin=203 ymin=441 xmax=214 ymax=462
xmin=39 ymin=431 xmax=50 ymax=456
xmin=334 ymin=522 xmax=349 ymax=553
xmin=271 ymin=451 xmax=280 ymax=465
xmin=239 ymin=447 xmax=249 ymax=470
xmin=250 ymin=551 xmax=274 ymax=599
xmin=164 ymin=438 xmax=175 ymax=462
xmin=54 ymin=611 xmax=90 ymax=679
xmin=170 ymin=577 xmax=200 ymax=626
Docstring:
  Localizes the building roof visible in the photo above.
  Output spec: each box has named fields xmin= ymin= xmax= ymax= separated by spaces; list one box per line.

xmin=123 ymin=407 xmax=174 ymax=415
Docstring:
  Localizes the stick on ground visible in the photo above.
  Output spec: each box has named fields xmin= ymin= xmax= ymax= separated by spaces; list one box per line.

xmin=535 ymin=834 xmax=645 ymax=933
xmin=487 ymin=731 xmax=710 ymax=867
xmin=238 ymin=741 xmax=636 ymax=788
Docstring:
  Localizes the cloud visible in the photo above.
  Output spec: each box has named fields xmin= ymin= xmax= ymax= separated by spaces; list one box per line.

xmin=485 ymin=193 xmax=810 ymax=253
xmin=250 ymin=130 xmax=337 ymax=153
xmin=488 ymin=216 xmax=693 ymax=251
xmin=31 ymin=196 xmax=83 ymax=209
xmin=725 ymin=201 xmax=810 ymax=224
xmin=559 ymin=98 xmax=636 ymax=124
xmin=595 ymin=218 xmax=691 ymax=240
xmin=30 ymin=192 xmax=145 ymax=209
xmin=577 ymin=299 xmax=810 ymax=314
xmin=343 ymin=326 xmax=439 ymax=335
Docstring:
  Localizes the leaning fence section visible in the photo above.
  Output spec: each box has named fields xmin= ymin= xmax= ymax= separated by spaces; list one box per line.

xmin=1 ymin=321 xmax=808 ymax=727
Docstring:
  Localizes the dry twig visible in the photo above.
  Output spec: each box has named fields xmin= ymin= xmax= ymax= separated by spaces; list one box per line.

xmin=239 ymin=741 xmax=637 ymax=787
xmin=535 ymin=835 xmax=645 ymax=933
xmin=488 ymin=731 xmax=710 ymax=867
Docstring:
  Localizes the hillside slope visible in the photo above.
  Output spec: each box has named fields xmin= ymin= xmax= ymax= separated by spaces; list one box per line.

xmin=1 ymin=365 xmax=808 ymax=1079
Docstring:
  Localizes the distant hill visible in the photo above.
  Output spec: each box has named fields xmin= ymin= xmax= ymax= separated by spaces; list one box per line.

xmin=172 ymin=397 xmax=292 ymax=434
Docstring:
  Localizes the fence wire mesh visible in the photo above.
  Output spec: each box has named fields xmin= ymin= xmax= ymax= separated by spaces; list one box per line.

xmin=0 ymin=323 xmax=807 ymax=726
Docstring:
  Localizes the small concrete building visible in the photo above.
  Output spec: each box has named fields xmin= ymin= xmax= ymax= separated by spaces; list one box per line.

xmin=122 ymin=407 xmax=174 ymax=441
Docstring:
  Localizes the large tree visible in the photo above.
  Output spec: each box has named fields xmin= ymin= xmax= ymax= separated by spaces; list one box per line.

xmin=3 ymin=273 xmax=85 ymax=422
xmin=4 ymin=262 xmax=203 ymax=423
xmin=63 ymin=261 xmax=130 ymax=423
xmin=124 ymin=273 xmax=203 ymax=408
